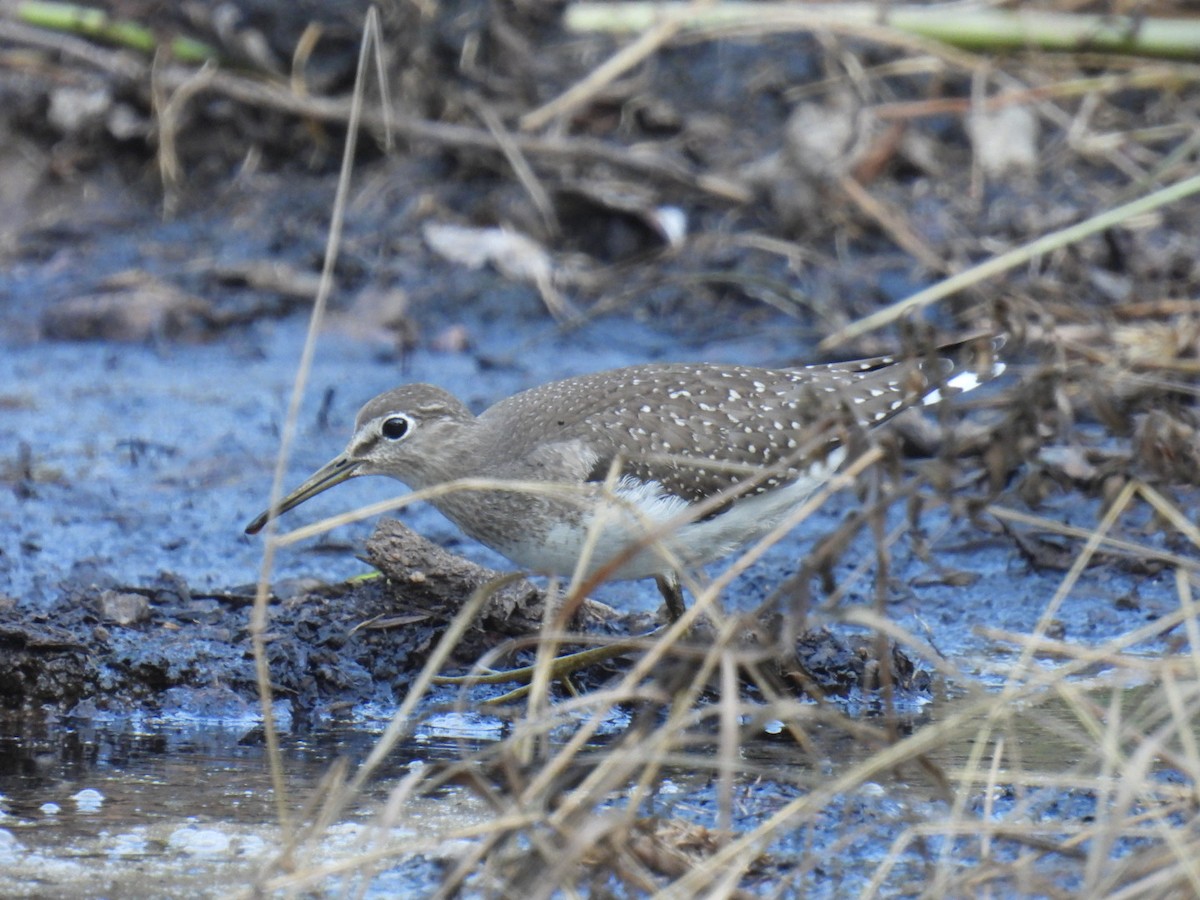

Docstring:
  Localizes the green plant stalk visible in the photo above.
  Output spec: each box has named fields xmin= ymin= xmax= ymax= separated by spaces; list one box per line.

xmin=566 ymin=3 xmax=1200 ymax=61
xmin=18 ymin=0 xmax=219 ymax=63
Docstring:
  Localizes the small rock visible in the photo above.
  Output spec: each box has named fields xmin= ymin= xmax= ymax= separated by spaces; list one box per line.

xmin=99 ymin=591 xmax=151 ymax=626
xmin=71 ymin=789 xmax=105 ymax=812
xmin=168 ymin=826 xmax=232 ymax=856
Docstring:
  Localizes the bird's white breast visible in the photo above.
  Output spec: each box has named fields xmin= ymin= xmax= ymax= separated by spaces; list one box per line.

xmin=499 ymin=447 xmax=846 ymax=581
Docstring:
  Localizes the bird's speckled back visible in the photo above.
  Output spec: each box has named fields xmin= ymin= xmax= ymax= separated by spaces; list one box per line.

xmin=475 ymin=357 xmax=944 ymax=505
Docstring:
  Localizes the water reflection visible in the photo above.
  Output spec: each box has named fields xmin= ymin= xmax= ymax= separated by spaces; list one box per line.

xmin=0 ymin=712 xmax=494 ymax=897
xmin=0 ymin=680 xmax=1159 ymax=897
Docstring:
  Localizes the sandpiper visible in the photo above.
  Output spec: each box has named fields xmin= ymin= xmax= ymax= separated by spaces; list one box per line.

xmin=246 ymin=340 xmax=1003 ymax=616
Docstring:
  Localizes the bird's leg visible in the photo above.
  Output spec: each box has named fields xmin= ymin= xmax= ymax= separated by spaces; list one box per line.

xmin=655 ymin=572 xmax=687 ymax=621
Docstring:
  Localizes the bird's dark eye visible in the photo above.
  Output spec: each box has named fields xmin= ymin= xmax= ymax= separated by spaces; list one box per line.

xmin=381 ymin=416 xmax=410 ymax=440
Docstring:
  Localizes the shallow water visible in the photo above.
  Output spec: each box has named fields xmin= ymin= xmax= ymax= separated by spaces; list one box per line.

xmin=0 ymin=711 xmax=504 ymax=897
xmin=3 ymin=676 xmax=1180 ymax=898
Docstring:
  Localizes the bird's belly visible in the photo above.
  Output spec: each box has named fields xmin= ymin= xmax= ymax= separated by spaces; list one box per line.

xmin=490 ymin=459 xmax=841 ymax=582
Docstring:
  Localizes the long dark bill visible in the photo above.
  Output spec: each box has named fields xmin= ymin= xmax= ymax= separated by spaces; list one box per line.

xmin=244 ymin=455 xmax=359 ymax=535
